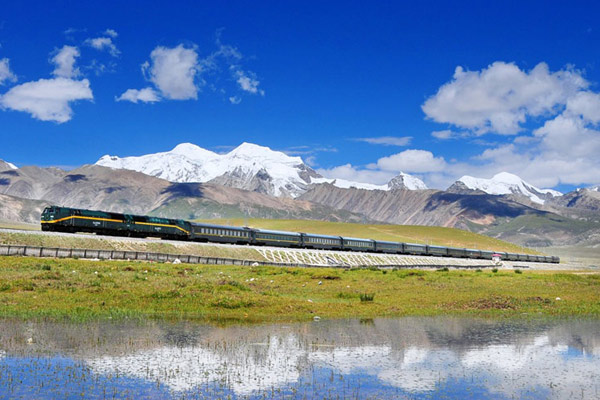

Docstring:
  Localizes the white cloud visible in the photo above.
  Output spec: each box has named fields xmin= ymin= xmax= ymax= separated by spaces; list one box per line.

xmin=118 ymin=34 xmax=263 ymax=105
xmin=116 ymin=87 xmax=159 ymax=103
xmin=318 ymin=149 xmax=446 ymax=188
xmin=565 ymin=91 xmax=600 ymax=123
xmin=304 ymin=155 xmax=317 ymax=167
xmin=85 ymin=37 xmax=120 ymax=57
xmin=377 ymin=149 xmax=447 ymax=173
xmin=317 ymin=163 xmax=396 ymax=185
xmin=235 ymin=70 xmax=263 ymax=95
xmin=51 ymin=45 xmax=81 ymax=78
xmin=143 ymin=44 xmax=199 ymax=100
xmin=418 ymin=60 xmax=600 ymax=189
xmin=422 ymin=62 xmax=587 ymax=134
xmin=0 ymin=77 xmax=93 ymax=123
xmin=431 ymin=130 xmax=455 ymax=139
xmin=0 ymin=58 xmax=17 ymax=85
xmin=104 ymin=29 xmax=118 ymax=38
xmin=355 ymin=136 xmax=412 ymax=146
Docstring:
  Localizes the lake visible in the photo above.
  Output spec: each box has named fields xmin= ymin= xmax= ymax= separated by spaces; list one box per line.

xmin=0 ymin=317 xmax=599 ymax=399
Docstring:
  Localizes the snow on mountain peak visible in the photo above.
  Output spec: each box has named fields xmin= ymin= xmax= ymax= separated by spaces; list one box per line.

xmin=0 ymin=159 xmax=17 ymax=171
xmin=96 ymin=142 xmax=317 ymax=197
xmin=491 ymin=172 xmax=523 ymax=184
xmin=388 ymin=172 xmax=428 ymax=190
xmin=229 ymin=142 xmax=303 ymax=165
xmin=456 ymin=172 xmax=562 ymax=204
xmin=170 ymin=143 xmax=218 ymax=159
xmin=312 ymin=171 xmax=428 ymax=192
xmin=95 ymin=142 xmax=430 ymax=197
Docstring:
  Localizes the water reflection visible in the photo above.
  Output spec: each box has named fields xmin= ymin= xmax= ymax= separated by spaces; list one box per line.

xmin=1 ymin=318 xmax=599 ymax=399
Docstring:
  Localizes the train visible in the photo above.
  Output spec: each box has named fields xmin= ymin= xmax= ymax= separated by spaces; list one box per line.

xmin=40 ymin=206 xmax=560 ymax=263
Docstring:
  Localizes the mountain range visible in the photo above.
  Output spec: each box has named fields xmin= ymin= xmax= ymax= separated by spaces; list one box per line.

xmin=96 ymin=142 xmax=429 ymax=196
xmin=1 ymin=142 xmax=599 ymax=249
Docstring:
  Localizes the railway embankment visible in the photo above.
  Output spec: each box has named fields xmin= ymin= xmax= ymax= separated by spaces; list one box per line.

xmin=0 ymin=229 xmax=583 ymax=269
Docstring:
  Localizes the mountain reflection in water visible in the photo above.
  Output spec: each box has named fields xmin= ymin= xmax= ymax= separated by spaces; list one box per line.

xmin=1 ymin=317 xmax=599 ymax=399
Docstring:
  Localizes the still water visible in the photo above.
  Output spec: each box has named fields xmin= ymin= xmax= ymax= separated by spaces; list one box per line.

xmin=0 ymin=317 xmax=599 ymax=399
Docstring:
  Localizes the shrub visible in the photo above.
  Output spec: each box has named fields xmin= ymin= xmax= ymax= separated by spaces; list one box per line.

xmin=475 ymin=268 xmax=482 ymax=273
xmin=492 ymin=268 xmax=499 ymax=273
xmin=336 ymin=292 xmax=356 ymax=299
xmin=514 ymin=269 xmax=522 ymax=274
xmin=360 ymin=293 xmax=375 ymax=302
xmin=436 ymin=267 xmax=449 ymax=272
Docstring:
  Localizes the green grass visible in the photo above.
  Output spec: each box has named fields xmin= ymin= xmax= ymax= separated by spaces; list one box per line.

xmin=0 ymin=220 xmax=40 ymax=231
xmin=0 ymin=256 xmax=598 ymax=322
xmin=197 ymin=218 xmax=538 ymax=254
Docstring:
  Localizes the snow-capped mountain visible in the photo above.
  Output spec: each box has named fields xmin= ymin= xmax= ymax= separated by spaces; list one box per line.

xmin=0 ymin=159 xmax=17 ymax=172
xmin=311 ymin=177 xmax=389 ymax=191
xmin=312 ymin=172 xmax=428 ymax=191
xmin=97 ymin=143 xmax=321 ymax=197
xmin=387 ymin=172 xmax=428 ymax=190
xmin=96 ymin=142 xmax=429 ymax=197
xmin=448 ymin=172 xmax=562 ymax=205
xmin=310 ymin=173 xmax=428 ymax=192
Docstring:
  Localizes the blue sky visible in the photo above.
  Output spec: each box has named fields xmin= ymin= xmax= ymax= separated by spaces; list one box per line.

xmin=1 ymin=1 xmax=599 ymax=191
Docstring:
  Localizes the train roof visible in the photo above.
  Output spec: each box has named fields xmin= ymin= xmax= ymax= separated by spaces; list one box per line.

xmin=342 ymin=236 xmax=374 ymax=242
xmin=191 ymin=222 xmax=249 ymax=230
xmin=254 ymin=228 xmax=301 ymax=236
xmin=302 ymin=232 xmax=341 ymax=239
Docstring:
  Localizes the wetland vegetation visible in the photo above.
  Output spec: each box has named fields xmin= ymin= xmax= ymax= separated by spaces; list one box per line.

xmin=0 ymin=256 xmax=598 ymax=322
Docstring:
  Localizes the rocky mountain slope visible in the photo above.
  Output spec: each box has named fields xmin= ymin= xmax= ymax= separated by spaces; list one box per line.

xmin=0 ymin=165 xmax=370 ymax=224
xmin=299 ymin=183 xmax=600 ymax=247
xmin=96 ymin=142 xmax=428 ymax=197
xmin=299 ymin=183 xmax=543 ymax=228
xmin=1 ymin=153 xmax=598 ymax=248
xmin=0 ymin=193 xmax=50 ymax=225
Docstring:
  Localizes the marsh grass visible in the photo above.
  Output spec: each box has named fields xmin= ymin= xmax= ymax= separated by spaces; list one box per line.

xmin=0 ymin=256 xmax=598 ymax=322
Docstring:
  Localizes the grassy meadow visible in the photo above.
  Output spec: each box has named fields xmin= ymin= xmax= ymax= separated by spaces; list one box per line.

xmin=0 ymin=256 xmax=598 ymax=322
